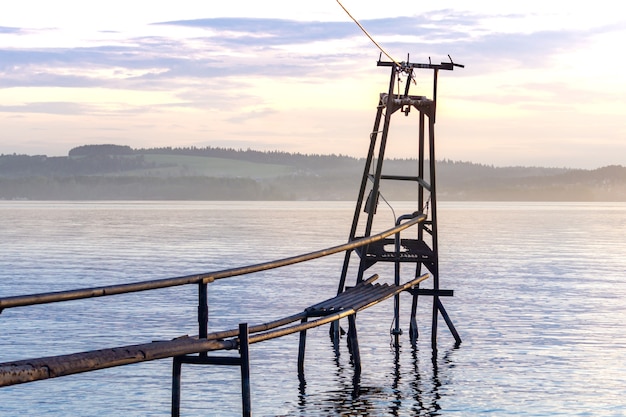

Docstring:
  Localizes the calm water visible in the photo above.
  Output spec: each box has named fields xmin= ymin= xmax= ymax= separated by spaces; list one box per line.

xmin=0 ymin=201 xmax=625 ymax=416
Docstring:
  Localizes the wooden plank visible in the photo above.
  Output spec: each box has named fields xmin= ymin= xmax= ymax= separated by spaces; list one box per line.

xmin=309 ymin=284 xmax=384 ymax=313
xmin=305 ymin=275 xmax=378 ymax=312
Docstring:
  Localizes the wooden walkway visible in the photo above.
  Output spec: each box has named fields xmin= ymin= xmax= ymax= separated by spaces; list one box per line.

xmin=0 ymin=214 xmax=437 ymax=416
xmin=0 ymin=274 xmax=427 ymax=387
xmin=1 ymin=273 xmax=427 ymax=416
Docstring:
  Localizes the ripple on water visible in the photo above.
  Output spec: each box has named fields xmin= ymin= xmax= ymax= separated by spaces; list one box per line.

xmin=1 ymin=201 xmax=625 ymax=416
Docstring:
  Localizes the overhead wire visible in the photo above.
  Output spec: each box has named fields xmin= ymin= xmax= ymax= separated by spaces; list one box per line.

xmin=335 ymin=0 xmax=401 ymax=67
xmin=336 ymin=0 xmax=416 ymax=88
xmin=337 ymin=0 xmax=421 ymax=226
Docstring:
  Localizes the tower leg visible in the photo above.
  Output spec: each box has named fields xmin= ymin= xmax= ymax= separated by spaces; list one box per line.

xmin=392 ymin=227 xmax=402 ymax=343
xmin=347 ymin=315 xmax=361 ymax=376
xmin=431 ymin=297 xmax=439 ymax=350
xmin=437 ymin=299 xmax=462 ymax=345
xmin=409 ymin=292 xmax=419 ymax=345
xmin=329 ymin=320 xmax=341 ymax=353
xmin=298 ymin=318 xmax=308 ymax=375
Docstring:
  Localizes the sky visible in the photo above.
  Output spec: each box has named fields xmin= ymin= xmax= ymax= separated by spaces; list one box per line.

xmin=1 ymin=1 xmax=624 ymax=168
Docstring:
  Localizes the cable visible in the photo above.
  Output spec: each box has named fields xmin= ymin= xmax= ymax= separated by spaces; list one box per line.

xmin=379 ymin=191 xmax=396 ymax=224
xmin=336 ymin=0 xmax=400 ymax=67
xmin=423 ymin=194 xmax=431 ymax=217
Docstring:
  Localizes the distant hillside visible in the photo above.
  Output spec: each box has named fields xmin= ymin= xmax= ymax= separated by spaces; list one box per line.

xmin=0 ymin=145 xmax=624 ymax=201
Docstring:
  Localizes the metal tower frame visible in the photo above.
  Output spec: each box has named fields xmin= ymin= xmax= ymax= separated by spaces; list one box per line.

xmin=335 ymin=56 xmax=463 ymax=348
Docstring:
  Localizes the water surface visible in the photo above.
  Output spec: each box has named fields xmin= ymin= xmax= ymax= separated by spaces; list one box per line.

xmin=1 ymin=201 xmax=625 ymax=416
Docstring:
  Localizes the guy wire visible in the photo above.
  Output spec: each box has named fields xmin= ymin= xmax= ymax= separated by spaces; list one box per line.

xmin=336 ymin=0 xmax=400 ymax=67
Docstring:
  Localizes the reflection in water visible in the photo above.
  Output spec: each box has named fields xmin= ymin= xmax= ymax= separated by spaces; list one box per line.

xmin=294 ymin=335 xmax=459 ymax=416
xmin=297 ymin=336 xmax=370 ymax=415
xmin=399 ymin=342 xmax=451 ymax=417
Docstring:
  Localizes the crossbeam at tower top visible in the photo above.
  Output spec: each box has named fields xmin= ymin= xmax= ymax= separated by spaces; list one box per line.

xmin=375 ymin=55 xmax=464 ymax=122
xmin=377 ymin=55 xmax=465 ymax=71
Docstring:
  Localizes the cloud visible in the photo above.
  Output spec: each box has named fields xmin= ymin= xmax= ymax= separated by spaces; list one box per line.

xmin=467 ymin=30 xmax=587 ymax=63
xmin=225 ymin=108 xmax=277 ymax=124
xmin=0 ymin=102 xmax=95 ymax=115
xmin=0 ymin=13 xmax=608 ymax=117
xmin=154 ymin=12 xmax=485 ymax=44
xmin=155 ymin=17 xmax=356 ymax=45
xmin=1 ymin=14 xmax=591 ymax=77
xmin=153 ymin=12 xmax=590 ymax=66
xmin=0 ymin=26 xmax=22 ymax=34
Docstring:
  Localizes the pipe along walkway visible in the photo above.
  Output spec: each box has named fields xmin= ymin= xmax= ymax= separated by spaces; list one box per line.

xmin=1 ymin=274 xmax=427 ymax=416
xmin=0 ymin=213 xmax=430 ymax=416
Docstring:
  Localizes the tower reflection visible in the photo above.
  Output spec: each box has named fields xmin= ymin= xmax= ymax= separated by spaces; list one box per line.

xmin=295 ymin=336 xmax=459 ymax=416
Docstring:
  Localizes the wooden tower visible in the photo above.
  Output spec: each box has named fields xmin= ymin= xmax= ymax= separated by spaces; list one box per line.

xmin=335 ymin=57 xmax=463 ymax=348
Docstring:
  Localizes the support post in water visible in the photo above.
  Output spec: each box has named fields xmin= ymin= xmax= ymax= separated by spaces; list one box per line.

xmin=198 ymin=281 xmax=209 ymax=345
xmin=171 ymin=357 xmax=183 ymax=417
xmin=239 ymin=323 xmax=251 ymax=417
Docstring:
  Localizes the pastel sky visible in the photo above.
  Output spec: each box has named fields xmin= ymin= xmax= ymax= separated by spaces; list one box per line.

xmin=1 ymin=1 xmax=624 ymax=168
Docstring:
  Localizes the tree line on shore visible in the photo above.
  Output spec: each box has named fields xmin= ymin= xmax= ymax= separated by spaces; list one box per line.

xmin=1 ymin=145 xmax=625 ymax=201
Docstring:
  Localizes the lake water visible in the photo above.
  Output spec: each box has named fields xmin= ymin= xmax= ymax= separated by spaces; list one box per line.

xmin=0 ymin=201 xmax=625 ymax=416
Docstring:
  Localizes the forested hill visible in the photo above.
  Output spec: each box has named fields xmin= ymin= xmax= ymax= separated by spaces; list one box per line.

xmin=1 ymin=145 xmax=625 ymax=201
